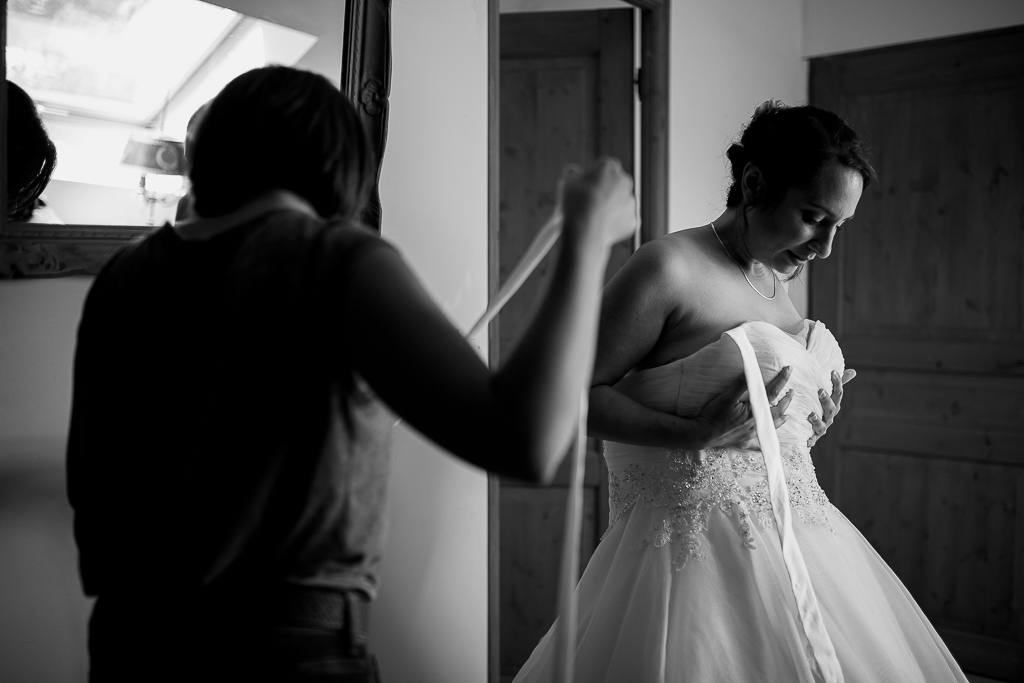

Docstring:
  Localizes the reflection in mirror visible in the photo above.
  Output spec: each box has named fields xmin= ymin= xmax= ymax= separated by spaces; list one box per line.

xmin=7 ymin=0 xmax=326 ymax=226
xmin=1 ymin=0 xmax=388 ymax=278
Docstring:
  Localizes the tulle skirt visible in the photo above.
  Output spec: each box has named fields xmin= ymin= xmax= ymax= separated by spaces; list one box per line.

xmin=512 ymin=498 xmax=968 ymax=683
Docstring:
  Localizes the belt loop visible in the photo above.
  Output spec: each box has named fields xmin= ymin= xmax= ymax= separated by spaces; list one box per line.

xmin=345 ymin=591 xmax=369 ymax=652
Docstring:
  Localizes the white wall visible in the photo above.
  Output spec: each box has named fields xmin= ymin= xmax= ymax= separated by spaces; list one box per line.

xmin=669 ymin=0 xmax=805 ymax=230
xmin=668 ymin=0 xmax=808 ymax=311
xmin=371 ymin=2 xmax=490 ymax=682
xmin=0 ymin=279 xmax=91 ymax=683
xmin=804 ymin=0 xmax=1024 ymax=57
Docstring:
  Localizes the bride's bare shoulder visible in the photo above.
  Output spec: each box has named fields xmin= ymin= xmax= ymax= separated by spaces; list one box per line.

xmin=623 ymin=228 xmax=710 ymax=284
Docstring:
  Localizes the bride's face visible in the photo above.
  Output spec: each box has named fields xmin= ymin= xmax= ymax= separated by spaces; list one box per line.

xmin=748 ymin=162 xmax=864 ymax=276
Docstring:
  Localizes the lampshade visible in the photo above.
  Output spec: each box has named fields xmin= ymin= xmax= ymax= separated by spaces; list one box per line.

xmin=121 ymin=136 xmax=186 ymax=175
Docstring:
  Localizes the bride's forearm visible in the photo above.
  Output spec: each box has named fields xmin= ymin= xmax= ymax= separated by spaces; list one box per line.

xmin=587 ymin=384 xmax=705 ymax=450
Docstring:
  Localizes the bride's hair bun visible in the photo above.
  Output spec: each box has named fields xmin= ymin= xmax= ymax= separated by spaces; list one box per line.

xmin=724 ymin=100 xmax=875 ymax=208
xmin=752 ymin=98 xmax=787 ymax=120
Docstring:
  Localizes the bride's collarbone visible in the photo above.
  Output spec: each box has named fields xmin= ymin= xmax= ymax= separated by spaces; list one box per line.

xmin=702 ymin=278 xmax=803 ymax=332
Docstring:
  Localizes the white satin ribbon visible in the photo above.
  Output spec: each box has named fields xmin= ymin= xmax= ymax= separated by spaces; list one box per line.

xmin=552 ymin=389 xmax=588 ymax=683
xmin=465 ymin=208 xmax=583 ymax=683
xmin=725 ymin=327 xmax=844 ymax=683
xmin=467 ymin=210 xmax=562 ymax=339
xmin=468 ymin=201 xmax=639 ymax=683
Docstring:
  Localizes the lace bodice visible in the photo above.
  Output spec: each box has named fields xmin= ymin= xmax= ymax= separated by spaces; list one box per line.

xmin=605 ymin=320 xmax=846 ymax=569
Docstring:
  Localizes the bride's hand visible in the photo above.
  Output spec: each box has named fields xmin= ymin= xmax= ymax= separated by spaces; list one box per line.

xmin=806 ymin=368 xmax=856 ymax=448
xmin=695 ymin=367 xmax=793 ymax=450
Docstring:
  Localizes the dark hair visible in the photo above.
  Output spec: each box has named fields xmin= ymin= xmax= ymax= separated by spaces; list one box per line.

xmin=183 ymin=100 xmax=210 ymax=168
xmin=7 ymin=80 xmax=58 ymax=221
xmin=725 ymin=101 xmax=876 ymax=208
xmin=189 ymin=66 xmax=374 ymax=220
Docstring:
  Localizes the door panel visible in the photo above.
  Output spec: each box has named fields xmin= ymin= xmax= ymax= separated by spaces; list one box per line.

xmin=498 ymin=484 xmax=601 ymax=669
xmin=498 ymin=57 xmax=597 ymax=358
xmin=810 ymin=26 xmax=1024 ymax=681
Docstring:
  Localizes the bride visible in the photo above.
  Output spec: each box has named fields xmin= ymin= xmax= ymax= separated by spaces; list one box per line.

xmin=512 ymin=102 xmax=968 ymax=682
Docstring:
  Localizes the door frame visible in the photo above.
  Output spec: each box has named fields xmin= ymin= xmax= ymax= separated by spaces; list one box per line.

xmin=486 ymin=2 xmax=670 ymax=680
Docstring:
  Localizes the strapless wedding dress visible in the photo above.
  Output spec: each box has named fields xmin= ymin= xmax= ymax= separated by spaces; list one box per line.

xmin=513 ymin=320 xmax=967 ymax=683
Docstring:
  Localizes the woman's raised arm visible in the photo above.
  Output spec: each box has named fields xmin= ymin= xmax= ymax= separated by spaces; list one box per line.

xmin=347 ymin=159 xmax=636 ymax=483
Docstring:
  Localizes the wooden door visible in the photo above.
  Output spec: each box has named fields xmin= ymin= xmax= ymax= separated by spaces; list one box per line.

xmin=810 ymin=27 xmax=1024 ymax=682
xmin=494 ymin=9 xmax=634 ymax=681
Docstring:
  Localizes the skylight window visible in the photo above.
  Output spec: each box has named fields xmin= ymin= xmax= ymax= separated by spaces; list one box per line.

xmin=7 ymin=0 xmax=245 ymax=123
xmin=6 ymin=0 xmax=322 ymax=225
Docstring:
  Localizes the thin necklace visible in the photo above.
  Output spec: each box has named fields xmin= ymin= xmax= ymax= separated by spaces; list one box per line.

xmin=710 ymin=221 xmax=777 ymax=301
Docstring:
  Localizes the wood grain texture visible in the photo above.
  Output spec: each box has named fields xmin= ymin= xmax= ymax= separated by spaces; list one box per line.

xmin=497 ymin=57 xmax=595 ymax=357
xmin=811 ymin=25 xmax=1024 ymax=680
xmin=499 ymin=485 xmax=599 ymax=672
xmin=495 ymin=10 xmax=634 ymax=679
xmin=638 ymin=1 xmax=669 ymax=242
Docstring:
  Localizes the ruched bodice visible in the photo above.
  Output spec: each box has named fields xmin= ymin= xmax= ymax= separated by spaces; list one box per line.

xmin=603 ymin=320 xmax=846 ymax=569
xmin=608 ymin=319 xmax=844 ymax=453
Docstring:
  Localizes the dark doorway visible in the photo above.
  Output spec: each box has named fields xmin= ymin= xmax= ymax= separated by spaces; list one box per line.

xmin=495 ymin=8 xmax=634 ymax=681
xmin=486 ymin=3 xmax=670 ymax=679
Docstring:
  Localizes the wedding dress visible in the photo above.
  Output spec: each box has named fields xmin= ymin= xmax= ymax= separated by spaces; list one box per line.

xmin=513 ymin=320 xmax=967 ymax=683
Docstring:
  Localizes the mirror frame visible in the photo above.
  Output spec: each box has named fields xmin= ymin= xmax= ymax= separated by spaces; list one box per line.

xmin=0 ymin=0 xmax=392 ymax=278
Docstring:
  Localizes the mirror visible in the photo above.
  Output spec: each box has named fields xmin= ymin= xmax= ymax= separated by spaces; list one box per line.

xmin=0 ymin=0 xmax=390 ymax=277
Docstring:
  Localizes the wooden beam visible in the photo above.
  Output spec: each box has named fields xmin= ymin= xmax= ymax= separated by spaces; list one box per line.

xmin=639 ymin=2 xmax=669 ymax=242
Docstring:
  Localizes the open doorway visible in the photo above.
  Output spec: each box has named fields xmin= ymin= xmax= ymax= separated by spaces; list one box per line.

xmin=486 ymin=2 xmax=669 ymax=680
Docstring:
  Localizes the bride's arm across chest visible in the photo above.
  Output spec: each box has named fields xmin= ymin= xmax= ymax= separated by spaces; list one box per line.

xmin=588 ymin=237 xmax=705 ymax=448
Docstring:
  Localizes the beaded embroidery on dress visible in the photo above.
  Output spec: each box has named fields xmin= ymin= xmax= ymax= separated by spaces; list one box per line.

xmin=512 ymin=320 xmax=968 ymax=683
xmin=606 ymin=441 xmax=836 ymax=571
